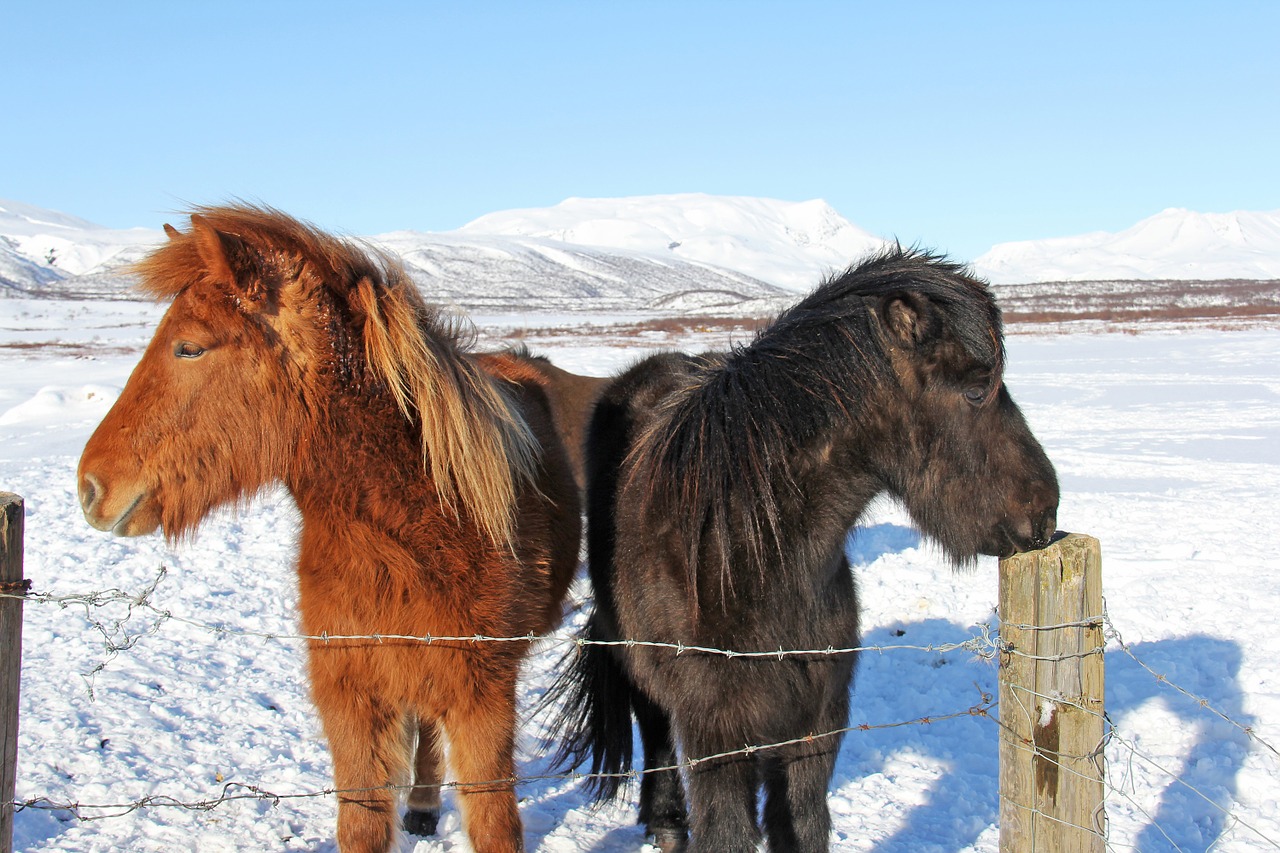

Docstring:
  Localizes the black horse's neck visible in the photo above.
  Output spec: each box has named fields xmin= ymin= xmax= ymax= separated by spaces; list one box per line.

xmin=634 ymin=300 xmax=895 ymax=617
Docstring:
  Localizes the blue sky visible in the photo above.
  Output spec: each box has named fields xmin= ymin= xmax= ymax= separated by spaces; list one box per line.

xmin=6 ymin=1 xmax=1278 ymax=260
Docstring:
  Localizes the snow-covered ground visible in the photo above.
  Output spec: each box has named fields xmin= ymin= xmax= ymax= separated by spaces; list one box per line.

xmin=2 ymin=297 xmax=1278 ymax=852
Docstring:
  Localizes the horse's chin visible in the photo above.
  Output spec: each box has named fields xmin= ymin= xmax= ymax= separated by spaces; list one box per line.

xmin=973 ymin=531 xmax=1028 ymax=560
xmin=115 ymin=504 xmax=163 ymax=537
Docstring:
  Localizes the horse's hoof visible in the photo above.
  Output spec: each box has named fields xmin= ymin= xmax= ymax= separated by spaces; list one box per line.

xmin=403 ymin=807 xmax=440 ymax=837
xmin=646 ymin=827 xmax=688 ymax=853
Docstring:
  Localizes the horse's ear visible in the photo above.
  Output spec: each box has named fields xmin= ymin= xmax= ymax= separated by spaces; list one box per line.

xmin=879 ymin=292 xmax=939 ymax=347
xmin=163 ymin=223 xmax=181 ymax=241
xmin=190 ymin=214 xmax=242 ymax=286
xmin=189 ymin=214 xmax=267 ymax=303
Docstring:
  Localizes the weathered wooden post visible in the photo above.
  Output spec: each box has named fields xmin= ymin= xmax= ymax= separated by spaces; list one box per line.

xmin=1 ymin=493 xmax=25 ymax=853
xmin=998 ymin=532 xmax=1105 ymax=852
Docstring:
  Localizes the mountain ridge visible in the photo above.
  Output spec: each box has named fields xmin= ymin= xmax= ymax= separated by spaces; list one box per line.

xmin=975 ymin=207 xmax=1280 ymax=283
xmin=2 ymin=197 xmax=1278 ymax=309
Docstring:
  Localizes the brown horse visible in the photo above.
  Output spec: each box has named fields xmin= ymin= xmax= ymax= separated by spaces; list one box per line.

xmin=522 ymin=351 xmax=608 ymax=492
xmin=403 ymin=351 xmax=604 ymax=837
xmin=76 ymin=205 xmax=581 ymax=853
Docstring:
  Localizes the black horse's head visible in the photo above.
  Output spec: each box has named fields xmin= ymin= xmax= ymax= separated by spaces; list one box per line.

xmin=633 ymin=248 xmax=1059 ymax=586
xmin=852 ymin=253 xmax=1059 ymax=561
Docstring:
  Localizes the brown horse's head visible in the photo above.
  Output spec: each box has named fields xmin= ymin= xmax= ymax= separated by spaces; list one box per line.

xmin=78 ymin=205 xmax=537 ymax=545
xmin=77 ymin=211 xmax=320 ymax=539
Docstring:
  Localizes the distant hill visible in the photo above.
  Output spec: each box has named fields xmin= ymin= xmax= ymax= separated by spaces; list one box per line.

xmin=457 ymin=193 xmax=887 ymax=292
xmin=371 ymin=230 xmax=789 ymax=313
xmin=975 ymin=208 xmax=1280 ymax=283
xmin=3 ymin=197 xmax=1278 ymax=318
xmin=0 ymin=199 xmax=163 ymax=282
xmin=0 ymin=196 xmax=824 ymax=311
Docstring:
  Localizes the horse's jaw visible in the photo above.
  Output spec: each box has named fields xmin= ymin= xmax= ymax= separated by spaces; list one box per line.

xmin=78 ymin=472 xmax=163 ymax=537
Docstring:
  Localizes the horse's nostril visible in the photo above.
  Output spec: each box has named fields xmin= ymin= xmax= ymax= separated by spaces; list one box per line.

xmin=79 ymin=473 xmax=101 ymax=513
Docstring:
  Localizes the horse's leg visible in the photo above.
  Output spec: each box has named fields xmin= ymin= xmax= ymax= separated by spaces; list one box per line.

xmin=760 ymin=741 xmax=840 ymax=852
xmin=633 ymin=689 xmax=688 ymax=852
xmin=760 ymin=672 xmax=850 ymax=852
xmin=445 ymin=682 xmax=524 ymax=853
xmin=680 ymin=728 xmax=761 ymax=853
xmin=311 ymin=666 xmax=406 ymax=853
xmin=403 ymin=716 xmax=445 ymax=836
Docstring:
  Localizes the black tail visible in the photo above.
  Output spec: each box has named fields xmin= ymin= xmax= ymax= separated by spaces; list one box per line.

xmin=545 ymin=611 xmax=636 ymax=802
xmin=545 ymin=353 xmax=699 ymax=803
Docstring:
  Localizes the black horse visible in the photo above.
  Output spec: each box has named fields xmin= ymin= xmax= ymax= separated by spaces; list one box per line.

xmin=550 ymin=247 xmax=1060 ymax=852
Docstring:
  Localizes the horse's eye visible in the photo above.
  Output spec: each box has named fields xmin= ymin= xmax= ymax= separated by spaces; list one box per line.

xmin=963 ymin=387 xmax=987 ymax=406
xmin=174 ymin=341 xmax=206 ymax=359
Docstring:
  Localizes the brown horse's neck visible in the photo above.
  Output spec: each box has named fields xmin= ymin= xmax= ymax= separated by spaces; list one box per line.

xmin=283 ymin=375 xmax=456 ymax=541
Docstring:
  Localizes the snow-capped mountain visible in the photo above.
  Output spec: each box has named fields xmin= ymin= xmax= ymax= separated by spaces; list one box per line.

xmin=3 ymin=197 xmax=1277 ymax=308
xmin=975 ymin=208 xmax=1280 ymax=283
xmin=0 ymin=199 xmax=164 ymax=280
xmin=370 ymin=230 xmax=788 ymax=313
xmin=0 ymin=195 xmax=793 ymax=311
xmin=0 ymin=195 xmax=860 ymax=310
xmin=458 ymin=194 xmax=887 ymax=292
xmin=0 ymin=241 xmax=62 ymax=295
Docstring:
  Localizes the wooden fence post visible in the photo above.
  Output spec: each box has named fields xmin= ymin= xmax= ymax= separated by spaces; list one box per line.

xmin=998 ymin=532 xmax=1105 ymax=851
xmin=1 ymin=493 xmax=25 ymax=853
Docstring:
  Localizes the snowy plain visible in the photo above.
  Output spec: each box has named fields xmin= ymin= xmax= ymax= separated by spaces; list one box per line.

xmin=1 ymin=295 xmax=1279 ymax=853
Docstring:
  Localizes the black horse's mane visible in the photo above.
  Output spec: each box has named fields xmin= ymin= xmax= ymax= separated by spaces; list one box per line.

xmin=630 ymin=246 xmax=1004 ymax=611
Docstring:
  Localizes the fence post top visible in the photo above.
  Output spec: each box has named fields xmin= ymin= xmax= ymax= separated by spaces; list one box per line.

xmin=1052 ymin=531 xmax=1099 ymax=547
xmin=1000 ymin=531 xmax=1100 ymax=563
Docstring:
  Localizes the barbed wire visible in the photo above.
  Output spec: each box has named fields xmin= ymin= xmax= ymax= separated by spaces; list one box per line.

xmin=2 ymin=567 xmax=170 ymax=698
xmin=14 ymin=697 xmax=996 ymax=821
xmin=993 ymin=659 xmax=1280 ymax=850
xmin=1 ymin=569 xmax=1010 ymax=662
xmin=1101 ymin=609 xmax=1280 ymax=759
xmin=5 ymin=568 xmax=1279 ymax=849
xmin=17 ymin=689 xmax=1278 ymax=849
xmin=4 ymin=569 xmax=1271 ymax=756
xmin=996 ymin=700 xmax=1280 ymax=850
xmin=1104 ymin=723 xmax=1280 ymax=849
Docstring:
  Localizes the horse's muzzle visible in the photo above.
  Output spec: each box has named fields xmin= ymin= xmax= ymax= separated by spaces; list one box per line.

xmin=1028 ymin=506 xmax=1057 ymax=551
xmin=78 ymin=472 xmax=156 ymax=536
xmin=1014 ymin=507 xmax=1058 ymax=555
xmin=984 ymin=505 xmax=1057 ymax=559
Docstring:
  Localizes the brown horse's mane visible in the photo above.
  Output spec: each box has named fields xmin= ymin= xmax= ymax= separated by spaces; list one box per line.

xmin=134 ymin=203 xmax=538 ymax=549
